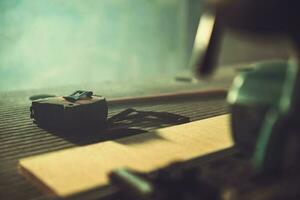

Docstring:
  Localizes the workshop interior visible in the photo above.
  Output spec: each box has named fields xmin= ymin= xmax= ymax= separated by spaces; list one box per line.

xmin=0 ymin=0 xmax=299 ymax=199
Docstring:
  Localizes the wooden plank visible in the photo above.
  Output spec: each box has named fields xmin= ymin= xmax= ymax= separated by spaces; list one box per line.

xmin=107 ymin=88 xmax=226 ymax=105
xmin=19 ymin=114 xmax=232 ymax=197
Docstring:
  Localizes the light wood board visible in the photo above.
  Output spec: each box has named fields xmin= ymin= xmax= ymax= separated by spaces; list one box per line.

xmin=19 ymin=114 xmax=232 ymax=197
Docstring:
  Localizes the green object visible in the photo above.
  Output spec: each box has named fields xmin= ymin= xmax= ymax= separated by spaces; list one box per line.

xmin=228 ymin=60 xmax=287 ymax=155
xmin=228 ymin=59 xmax=300 ymax=174
xmin=253 ymin=59 xmax=300 ymax=174
xmin=110 ymin=168 xmax=153 ymax=198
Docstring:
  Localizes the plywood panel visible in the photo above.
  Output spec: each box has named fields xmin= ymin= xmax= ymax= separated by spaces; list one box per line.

xmin=19 ymin=114 xmax=232 ymax=197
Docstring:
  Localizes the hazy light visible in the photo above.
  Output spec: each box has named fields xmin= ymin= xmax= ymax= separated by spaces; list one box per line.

xmin=0 ymin=0 xmax=187 ymax=91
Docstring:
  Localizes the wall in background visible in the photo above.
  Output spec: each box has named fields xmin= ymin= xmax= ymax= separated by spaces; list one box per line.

xmin=0 ymin=0 xmax=187 ymax=91
xmin=0 ymin=0 xmax=290 ymax=92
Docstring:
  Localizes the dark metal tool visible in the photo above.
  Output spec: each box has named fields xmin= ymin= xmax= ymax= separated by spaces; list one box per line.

xmin=30 ymin=90 xmax=108 ymax=130
xmin=197 ymin=0 xmax=300 ymax=177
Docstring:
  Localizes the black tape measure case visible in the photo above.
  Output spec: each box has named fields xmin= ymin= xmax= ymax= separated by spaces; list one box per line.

xmin=30 ymin=91 xmax=108 ymax=130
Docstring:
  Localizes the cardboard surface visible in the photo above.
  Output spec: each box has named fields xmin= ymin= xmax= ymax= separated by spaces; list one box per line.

xmin=19 ymin=114 xmax=232 ymax=197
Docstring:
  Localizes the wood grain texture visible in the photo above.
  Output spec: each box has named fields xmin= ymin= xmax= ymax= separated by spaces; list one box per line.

xmin=19 ymin=114 xmax=233 ymax=197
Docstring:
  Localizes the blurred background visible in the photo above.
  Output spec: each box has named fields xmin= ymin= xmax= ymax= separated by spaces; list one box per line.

xmin=0 ymin=0 xmax=289 ymax=92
